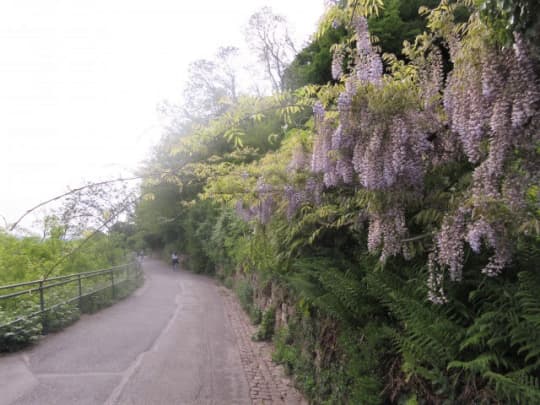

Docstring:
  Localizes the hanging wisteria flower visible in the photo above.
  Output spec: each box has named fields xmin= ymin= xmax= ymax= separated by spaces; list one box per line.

xmin=253 ymin=178 xmax=275 ymax=224
xmin=427 ymin=253 xmax=448 ymax=305
xmin=324 ymin=0 xmax=339 ymax=8
xmin=466 ymin=219 xmax=512 ymax=276
xmin=313 ymin=101 xmax=326 ymax=126
xmin=353 ymin=16 xmax=383 ymax=86
xmin=367 ymin=207 xmax=408 ymax=261
xmin=279 ymin=7 xmax=540 ymax=302
xmin=331 ymin=47 xmax=344 ymax=80
xmin=420 ymin=48 xmax=444 ymax=109
xmin=284 ymin=185 xmax=306 ymax=220
xmin=288 ymin=144 xmax=308 ymax=172
xmin=436 ymin=209 xmax=467 ymax=282
xmin=305 ymin=178 xmax=323 ymax=206
xmin=235 ymin=200 xmax=254 ymax=222
xmin=466 ymin=218 xmax=494 ymax=254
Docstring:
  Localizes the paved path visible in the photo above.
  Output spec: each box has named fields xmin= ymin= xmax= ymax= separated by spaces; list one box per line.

xmin=0 ymin=259 xmax=303 ymax=405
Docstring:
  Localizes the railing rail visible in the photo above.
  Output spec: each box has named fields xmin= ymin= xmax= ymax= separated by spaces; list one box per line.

xmin=0 ymin=263 xmax=132 ymax=292
xmin=0 ymin=261 xmax=143 ymax=335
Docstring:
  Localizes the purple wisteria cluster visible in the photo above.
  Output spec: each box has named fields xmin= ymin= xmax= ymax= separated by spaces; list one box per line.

xmin=236 ymin=14 xmax=539 ymax=303
xmin=312 ymin=15 xmax=391 ymax=191
xmin=367 ymin=207 xmax=408 ymax=261
xmin=434 ymin=208 xmax=468 ymax=283
xmin=288 ymin=143 xmax=309 ymax=172
xmin=351 ymin=115 xmax=431 ymax=191
xmin=420 ymin=48 xmax=444 ymax=110
xmin=432 ymin=32 xmax=540 ymax=288
xmin=283 ymin=181 xmax=323 ymax=220
xmin=445 ymin=34 xmax=539 ymax=192
xmin=331 ymin=47 xmax=344 ymax=80
xmin=286 ymin=141 xmax=324 ymax=219
xmin=427 ymin=252 xmax=448 ymax=305
xmin=309 ymin=17 xmax=436 ymax=260
xmin=466 ymin=219 xmax=511 ymax=277
xmin=353 ymin=17 xmax=383 ymax=86
xmin=235 ymin=200 xmax=255 ymax=223
xmin=311 ymin=19 xmax=538 ymax=300
xmin=235 ymin=178 xmax=276 ymax=225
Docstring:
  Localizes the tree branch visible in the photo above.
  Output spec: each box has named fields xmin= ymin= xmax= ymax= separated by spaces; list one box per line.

xmin=9 ymin=176 xmax=141 ymax=231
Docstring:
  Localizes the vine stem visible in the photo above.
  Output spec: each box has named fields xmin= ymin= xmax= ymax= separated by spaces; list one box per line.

xmin=401 ymin=232 xmax=434 ymax=243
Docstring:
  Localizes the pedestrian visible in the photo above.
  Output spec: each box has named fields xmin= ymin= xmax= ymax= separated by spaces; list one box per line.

xmin=171 ymin=252 xmax=179 ymax=270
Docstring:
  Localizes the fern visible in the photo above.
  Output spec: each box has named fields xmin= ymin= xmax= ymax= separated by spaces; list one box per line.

xmin=484 ymin=370 xmax=540 ymax=405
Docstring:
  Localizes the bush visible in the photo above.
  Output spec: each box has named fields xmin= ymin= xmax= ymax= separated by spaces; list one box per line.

xmin=223 ymin=276 xmax=234 ymax=289
xmin=0 ymin=265 xmax=143 ymax=352
xmin=0 ymin=302 xmax=42 ymax=352
xmin=44 ymin=301 xmax=80 ymax=333
xmin=253 ymin=306 xmax=275 ymax=341
xmin=236 ymin=280 xmax=254 ymax=312
xmin=273 ymin=326 xmax=298 ymax=375
xmin=250 ymin=307 xmax=262 ymax=325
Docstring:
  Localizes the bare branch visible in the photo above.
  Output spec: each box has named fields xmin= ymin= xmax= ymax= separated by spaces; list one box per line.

xmin=9 ymin=176 xmax=141 ymax=231
xmin=40 ymin=193 xmax=138 ymax=280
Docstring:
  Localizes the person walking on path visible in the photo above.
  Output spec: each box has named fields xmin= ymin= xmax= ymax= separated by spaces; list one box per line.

xmin=171 ymin=252 xmax=179 ymax=270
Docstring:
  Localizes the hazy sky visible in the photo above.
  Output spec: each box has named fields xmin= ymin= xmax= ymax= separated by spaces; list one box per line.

xmin=0 ymin=0 xmax=325 ymax=229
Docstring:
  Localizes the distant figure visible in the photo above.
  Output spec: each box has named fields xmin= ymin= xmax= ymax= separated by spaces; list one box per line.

xmin=171 ymin=252 xmax=179 ymax=270
xmin=138 ymin=250 xmax=144 ymax=262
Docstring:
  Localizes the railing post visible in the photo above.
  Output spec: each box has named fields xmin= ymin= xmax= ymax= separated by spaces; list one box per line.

xmin=39 ymin=281 xmax=47 ymax=333
xmin=0 ymin=261 xmax=141 ymax=339
xmin=110 ymin=269 xmax=115 ymax=299
xmin=77 ymin=274 xmax=82 ymax=309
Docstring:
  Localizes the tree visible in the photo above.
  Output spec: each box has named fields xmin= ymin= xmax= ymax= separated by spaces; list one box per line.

xmin=181 ymin=46 xmax=240 ymax=123
xmin=479 ymin=0 xmax=540 ymax=61
xmin=367 ymin=0 xmax=440 ymax=57
xmin=283 ymin=25 xmax=348 ymax=89
xmin=245 ymin=7 xmax=297 ymax=93
xmin=283 ymin=0 xmax=442 ymax=90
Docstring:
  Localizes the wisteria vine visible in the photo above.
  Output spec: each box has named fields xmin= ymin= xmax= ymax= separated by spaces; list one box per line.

xmin=235 ymin=14 xmax=540 ymax=303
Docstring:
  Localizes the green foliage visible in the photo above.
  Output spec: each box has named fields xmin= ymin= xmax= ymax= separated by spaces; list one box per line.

xmin=235 ymin=279 xmax=262 ymax=324
xmin=43 ymin=295 xmax=80 ymax=332
xmin=479 ymin=0 xmax=540 ymax=47
xmin=206 ymin=209 xmax=249 ymax=276
xmin=272 ymin=305 xmax=390 ymax=404
xmin=236 ymin=280 xmax=254 ymax=312
xmin=285 ymin=0 xmax=442 ymax=90
xmin=0 ymin=261 xmax=143 ymax=352
xmin=0 ymin=302 xmax=42 ymax=352
xmin=446 ymin=258 xmax=540 ymax=404
xmin=253 ymin=306 xmax=275 ymax=341
xmin=222 ymin=276 xmax=234 ymax=289
xmin=250 ymin=307 xmax=262 ymax=325
xmin=0 ymin=230 xmax=129 ymax=285
xmin=368 ymin=0 xmax=441 ymax=57
xmin=272 ymin=326 xmax=297 ymax=374
xmin=133 ymin=2 xmax=540 ymax=403
xmin=284 ymin=26 xmax=348 ymax=89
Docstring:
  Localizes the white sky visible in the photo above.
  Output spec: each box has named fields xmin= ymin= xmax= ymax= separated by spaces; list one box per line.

xmin=0 ymin=0 xmax=325 ymax=229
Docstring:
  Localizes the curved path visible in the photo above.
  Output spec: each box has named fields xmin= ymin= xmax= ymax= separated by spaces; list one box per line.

xmin=0 ymin=259 xmax=255 ymax=405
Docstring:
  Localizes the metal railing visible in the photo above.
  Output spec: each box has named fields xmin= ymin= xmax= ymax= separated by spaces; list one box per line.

xmin=0 ymin=261 xmax=143 ymax=335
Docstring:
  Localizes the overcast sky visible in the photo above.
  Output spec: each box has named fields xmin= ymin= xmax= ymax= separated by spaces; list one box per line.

xmin=0 ymin=0 xmax=325 ymax=229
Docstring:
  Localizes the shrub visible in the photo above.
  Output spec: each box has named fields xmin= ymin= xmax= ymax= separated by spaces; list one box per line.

xmin=253 ymin=306 xmax=275 ymax=341
xmin=236 ymin=280 xmax=254 ymax=312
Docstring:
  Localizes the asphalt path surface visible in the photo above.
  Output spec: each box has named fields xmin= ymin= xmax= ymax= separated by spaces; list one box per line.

xmin=0 ymin=259 xmax=251 ymax=405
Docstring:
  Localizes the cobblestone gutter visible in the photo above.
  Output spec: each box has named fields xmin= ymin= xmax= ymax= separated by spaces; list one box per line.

xmin=220 ymin=286 xmax=307 ymax=405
